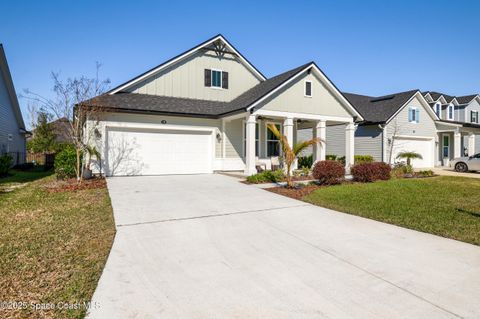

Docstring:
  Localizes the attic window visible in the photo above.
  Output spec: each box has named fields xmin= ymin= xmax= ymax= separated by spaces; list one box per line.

xmin=305 ymin=81 xmax=312 ymax=97
xmin=447 ymin=104 xmax=454 ymax=120
xmin=434 ymin=103 xmax=441 ymax=117
xmin=204 ymin=69 xmax=229 ymax=89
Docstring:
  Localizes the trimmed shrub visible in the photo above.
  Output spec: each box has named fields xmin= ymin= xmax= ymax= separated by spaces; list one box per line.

xmin=312 ymin=160 xmax=345 ymax=185
xmin=354 ymin=155 xmax=374 ymax=164
xmin=298 ymin=154 xmax=313 ymax=169
xmin=246 ymin=169 xmax=285 ymax=184
xmin=0 ymin=154 xmax=13 ymax=176
xmin=326 ymin=154 xmax=337 ymax=161
xmin=54 ymin=145 xmax=79 ymax=180
xmin=351 ymin=162 xmax=391 ymax=183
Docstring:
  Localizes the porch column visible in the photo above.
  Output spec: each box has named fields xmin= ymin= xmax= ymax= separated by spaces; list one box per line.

xmin=283 ymin=117 xmax=294 ymax=173
xmin=454 ymin=132 xmax=462 ymax=158
xmin=244 ymin=114 xmax=257 ymax=176
xmin=283 ymin=117 xmax=294 ymax=147
xmin=468 ymin=133 xmax=476 ymax=156
xmin=345 ymin=123 xmax=355 ymax=174
xmin=313 ymin=120 xmax=326 ymax=163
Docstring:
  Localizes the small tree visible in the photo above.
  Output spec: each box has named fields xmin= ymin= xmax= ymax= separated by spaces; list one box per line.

xmin=27 ymin=112 xmax=57 ymax=154
xmin=267 ymin=123 xmax=323 ymax=188
xmin=396 ymin=151 xmax=423 ymax=166
xmin=22 ymin=63 xmax=110 ymax=182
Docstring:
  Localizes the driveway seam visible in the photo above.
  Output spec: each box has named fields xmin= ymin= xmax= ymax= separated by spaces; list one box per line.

xmin=116 ymin=204 xmax=310 ymax=228
xmin=257 ymin=218 xmax=465 ymax=319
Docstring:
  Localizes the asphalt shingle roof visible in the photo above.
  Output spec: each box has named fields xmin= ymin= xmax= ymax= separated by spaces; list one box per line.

xmin=84 ymin=63 xmax=313 ymax=118
xmin=457 ymin=94 xmax=478 ymax=105
xmin=343 ymin=90 xmax=419 ymax=123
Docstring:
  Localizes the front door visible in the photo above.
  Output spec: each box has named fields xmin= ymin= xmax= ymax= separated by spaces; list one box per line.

xmin=442 ymin=134 xmax=450 ymax=166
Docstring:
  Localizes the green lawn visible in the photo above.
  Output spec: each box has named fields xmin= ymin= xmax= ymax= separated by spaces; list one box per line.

xmin=0 ymin=166 xmax=53 ymax=185
xmin=303 ymin=176 xmax=480 ymax=245
xmin=0 ymin=169 xmax=115 ymax=319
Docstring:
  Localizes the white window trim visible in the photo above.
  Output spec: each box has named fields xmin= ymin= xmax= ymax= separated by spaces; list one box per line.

xmin=471 ymin=110 xmax=478 ymax=123
xmin=242 ymin=120 xmax=259 ymax=158
xmin=210 ymin=69 xmax=223 ymax=89
xmin=409 ymin=106 xmax=419 ymax=123
xmin=304 ymin=80 xmax=312 ymax=97
xmin=434 ymin=103 xmax=441 ymax=117
xmin=265 ymin=121 xmax=282 ymax=157
xmin=447 ymin=104 xmax=454 ymax=120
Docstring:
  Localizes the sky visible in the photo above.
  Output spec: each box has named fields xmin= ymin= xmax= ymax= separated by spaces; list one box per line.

xmin=1 ymin=0 xmax=479 ymax=127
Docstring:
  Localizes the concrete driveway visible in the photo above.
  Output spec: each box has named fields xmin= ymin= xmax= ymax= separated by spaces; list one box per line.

xmin=87 ymin=174 xmax=480 ymax=319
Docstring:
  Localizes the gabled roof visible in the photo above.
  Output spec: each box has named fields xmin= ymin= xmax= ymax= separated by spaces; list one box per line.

xmin=457 ymin=94 xmax=479 ymax=105
xmin=343 ymin=90 xmax=420 ymax=124
xmin=0 ymin=44 xmax=25 ymax=130
xmin=86 ymin=61 xmax=363 ymax=120
xmin=427 ymin=91 xmax=456 ymax=103
xmin=108 ymin=34 xmax=266 ymax=94
xmin=85 ymin=63 xmax=317 ymax=118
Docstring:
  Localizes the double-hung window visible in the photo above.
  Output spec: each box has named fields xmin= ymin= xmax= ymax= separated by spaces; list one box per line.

xmin=448 ymin=104 xmax=454 ymax=120
xmin=408 ymin=107 xmax=419 ymax=123
xmin=471 ymin=111 xmax=478 ymax=123
xmin=266 ymin=123 xmax=281 ymax=157
xmin=434 ymin=103 xmax=441 ymax=117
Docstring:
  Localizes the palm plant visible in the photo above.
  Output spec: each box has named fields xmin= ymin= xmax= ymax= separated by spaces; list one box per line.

xmin=267 ymin=123 xmax=323 ymax=188
xmin=396 ymin=151 xmax=423 ymax=166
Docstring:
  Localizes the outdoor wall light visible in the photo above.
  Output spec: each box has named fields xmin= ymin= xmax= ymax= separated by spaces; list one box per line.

xmin=94 ymin=128 xmax=102 ymax=138
xmin=216 ymin=132 xmax=222 ymax=142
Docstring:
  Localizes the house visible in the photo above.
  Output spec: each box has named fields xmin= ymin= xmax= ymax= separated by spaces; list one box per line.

xmin=82 ymin=35 xmax=362 ymax=176
xmin=0 ymin=44 xmax=26 ymax=165
xmin=423 ymin=91 xmax=480 ymax=161
xmin=316 ymin=89 xmax=480 ymax=169
xmin=27 ymin=117 xmax=72 ymax=144
xmin=323 ymin=90 xmax=439 ymax=168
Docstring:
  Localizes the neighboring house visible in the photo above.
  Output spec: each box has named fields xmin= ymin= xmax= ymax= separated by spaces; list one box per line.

xmin=423 ymin=92 xmax=480 ymax=161
xmin=317 ymin=90 xmax=480 ymax=169
xmin=82 ymin=34 xmax=362 ymax=176
xmin=326 ymin=90 xmax=439 ymax=168
xmin=0 ymin=44 xmax=26 ymax=165
xmin=28 ymin=117 xmax=72 ymax=144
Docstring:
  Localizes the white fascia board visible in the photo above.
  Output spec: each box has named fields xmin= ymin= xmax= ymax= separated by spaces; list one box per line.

xmin=386 ymin=91 xmax=439 ymax=125
xmin=247 ymin=63 xmax=364 ymax=121
xmin=254 ymin=109 xmax=353 ymax=123
xmin=109 ymin=35 xmax=265 ymax=94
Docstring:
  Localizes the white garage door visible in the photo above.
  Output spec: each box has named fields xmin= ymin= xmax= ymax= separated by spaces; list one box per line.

xmin=106 ymin=128 xmax=213 ymax=176
xmin=392 ymin=137 xmax=434 ymax=168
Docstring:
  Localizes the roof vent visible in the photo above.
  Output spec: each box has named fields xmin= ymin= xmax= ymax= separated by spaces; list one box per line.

xmin=370 ymin=95 xmax=395 ymax=102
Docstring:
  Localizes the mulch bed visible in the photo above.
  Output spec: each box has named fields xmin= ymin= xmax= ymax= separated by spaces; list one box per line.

xmin=44 ymin=177 xmax=107 ymax=193
xmin=266 ymin=184 xmax=321 ymax=200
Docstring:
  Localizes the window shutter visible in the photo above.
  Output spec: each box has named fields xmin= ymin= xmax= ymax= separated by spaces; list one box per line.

xmin=416 ymin=109 xmax=420 ymax=123
xmin=408 ymin=108 xmax=412 ymax=122
xmin=204 ymin=69 xmax=211 ymax=87
xmin=222 ymin=71 xmax=229 ymax=89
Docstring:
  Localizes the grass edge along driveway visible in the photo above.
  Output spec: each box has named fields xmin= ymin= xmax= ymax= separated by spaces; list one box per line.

xmin=0 ymin=170 xmax=115 ymax=319
xmin=303 ymin=176 xmax=480 ymax=246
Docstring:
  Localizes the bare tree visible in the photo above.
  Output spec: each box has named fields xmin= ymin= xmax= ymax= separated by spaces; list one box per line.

xmin=22 ymin=62 xmax=110 ymax=182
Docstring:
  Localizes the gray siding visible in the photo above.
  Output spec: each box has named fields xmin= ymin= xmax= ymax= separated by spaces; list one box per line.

xmin=0 ymin=72 xmax=25 ymax=155
xmin=326 ymin=124 xmax=346 ymax=157
xmin=129 ymin=51 xmax=261 ymax=102
xmin=355 ymin=125 xmax=383 ymax=161
xmin=385 ymin=95 xmax=436 ymax=161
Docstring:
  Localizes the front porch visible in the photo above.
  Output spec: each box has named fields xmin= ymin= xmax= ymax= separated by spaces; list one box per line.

xmin=436 ymin=123 xmax=480 ymax=166
xmin=221 ymin=110 xmax=355 ymax=176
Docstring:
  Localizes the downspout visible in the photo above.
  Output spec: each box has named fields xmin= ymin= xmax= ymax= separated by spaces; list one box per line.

xmin=378 ymin=124 xmax=386 ymax=163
